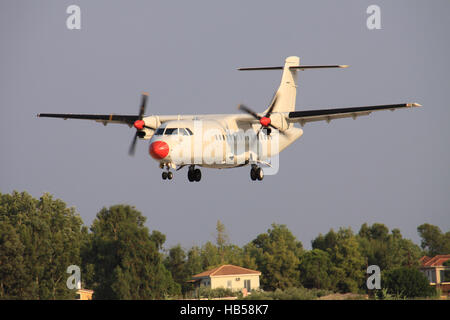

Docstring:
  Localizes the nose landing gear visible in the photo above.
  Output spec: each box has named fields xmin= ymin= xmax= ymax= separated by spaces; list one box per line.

xmin=162 ymin=171 xmax=173 ymax=180
xmin=250 ymin=165 xmax=264 ymax=181
xmin=161 ymin=163 xmax=174 ymax=181
xmin=188 ymin=165 xmax=201 ymax=182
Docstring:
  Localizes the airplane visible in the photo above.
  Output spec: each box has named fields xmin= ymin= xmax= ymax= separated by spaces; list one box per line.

xmin=37 ymin=56 xmax=421 ymax=182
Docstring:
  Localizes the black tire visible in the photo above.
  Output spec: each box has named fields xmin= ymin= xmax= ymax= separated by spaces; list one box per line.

xmin=167 ymin=171 xmax=173 ymax=180
xmin=256 ymin=167 xmax=264 ymax=181
xmin=250 ymin=168 xmax=257 ymax=181
xmin=162 ymin=172 xmax=168 ymax=180
xmin=194 ymin=169 xmax=201 ymax=182
xmin=188 ymin=170 xmax=194 ymax=182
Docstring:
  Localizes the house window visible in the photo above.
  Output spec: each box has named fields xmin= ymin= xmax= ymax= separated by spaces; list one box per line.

xmin=430 ymin=270 xmax=436 ymax=283
xmin=244 ymin=279 xmax=251 ymax=292
xmin=227 ymin=280 xmax=232 ymax=289
xmin=440 ymin=269 xmax=450 ymax=283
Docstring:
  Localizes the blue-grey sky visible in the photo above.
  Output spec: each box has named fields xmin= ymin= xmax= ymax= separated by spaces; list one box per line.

xmin=1 ymin=0 xmax=449 ymax=250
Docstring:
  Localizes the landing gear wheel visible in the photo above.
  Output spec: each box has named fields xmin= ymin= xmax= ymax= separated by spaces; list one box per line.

xmin=250 ymin=167 xmax=257 ymax=181
xmin=188 ymin=170 xmax=194 ymax=182
xmin=162 ymin=171 xmax=168 ymax=180
xmin=167 ymin=171 xmax=173 ymax=180
xmin=194 ymin=169 xmax=201 ymax=182
xmin=256 ymin=167 xmax=264 ymax=181
xmin=187 ymin=166 xmax=201 ymax=182
xmin=250 ymin=166 xmax=263 ymax=181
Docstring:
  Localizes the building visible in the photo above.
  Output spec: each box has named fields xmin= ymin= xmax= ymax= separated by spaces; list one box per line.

xmin=419 ymin=254 xmax=450 ymax=296
xmin=190 ymin=264 xmax=261 ymax=293
xmin=76 ymin=288 xmax=94 ymax=300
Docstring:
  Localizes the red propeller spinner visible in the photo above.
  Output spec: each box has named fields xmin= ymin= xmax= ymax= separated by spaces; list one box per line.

xmin=259 ymin=116 xmax=271 ymax=127
xmin=133 ymin=119 xmax=145 ymax=130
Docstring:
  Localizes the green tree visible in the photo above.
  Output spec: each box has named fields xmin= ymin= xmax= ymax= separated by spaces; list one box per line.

xmin=86 ymin=204 xmax=179 ymax=299
xmin=312 ymin=227 xmax=365 ymax=293
xmin=185 ymin=246 xmax=203 ymax=277
xmin=247 ymin=223 xmax=303 ymax=290
xmin=200 ymin=241 xmax=222 ymax=269
xmin=0 ymin=191 xmax=84 ymax=299
xmin=298 ymin=249 xmax=333 ymax=290
xmin=417 ymin=223 xmax=450 ymax=256
xmin=0 ymin=223 xmax=26 ymax=299
xmin=382 ymin=267 xmax=435 ymax=298
xmin=216 ymin=220 xmax=229 ymax=251
xmin=357 ymin=223 xmax=422 ymax=271
xmin=165 ymin=245 xmax=191 ymax=294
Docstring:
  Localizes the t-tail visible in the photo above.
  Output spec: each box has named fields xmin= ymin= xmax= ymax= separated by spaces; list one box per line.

xmin=238 ymin=56 xmax=348 ymax=113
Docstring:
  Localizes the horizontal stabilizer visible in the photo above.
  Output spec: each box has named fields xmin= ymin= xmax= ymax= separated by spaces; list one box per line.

xmin=238 ymin=65 xmax=348 ymax=71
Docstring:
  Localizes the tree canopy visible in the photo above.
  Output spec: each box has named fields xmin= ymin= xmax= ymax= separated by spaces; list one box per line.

xmin=382 ymin=267 xmax=436 ymax=298
xmin=417 ymin=223 xmax=450 ymax=256
xmin=0 ymin=191 xmax=84 ymax=299
xmin=83 ymin=204 xmax=178 ymax=299
xmin=0 ymin=191 xmax=445 ymax=299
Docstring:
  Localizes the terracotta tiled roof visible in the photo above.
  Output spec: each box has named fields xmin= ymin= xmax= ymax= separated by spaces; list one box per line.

xmin=192 ymin=265 xmax=261 ymax=278
xmin=419 ymin=256 xmax=431 ymax=264
xmin=420 ymin=255 xmax=450 ymax=267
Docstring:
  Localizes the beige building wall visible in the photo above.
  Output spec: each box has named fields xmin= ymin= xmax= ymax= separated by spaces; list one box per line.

xmin=210 ymin=274 xmax=260 ymax=292
xmin=76 ymin=289 xmax=94 ymax=300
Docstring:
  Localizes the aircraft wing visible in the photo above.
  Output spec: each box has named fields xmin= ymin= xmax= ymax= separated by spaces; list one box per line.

xmin=287 ymin=103 xmax=421 ymax=126
xmin=36 ymin=113 xmax=139 ymax=126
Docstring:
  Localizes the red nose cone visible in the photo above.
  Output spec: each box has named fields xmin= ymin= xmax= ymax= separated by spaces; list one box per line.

xmin=134 ymin=120 xmax=145 ymax=130
xmin=149 ymin=141 xmax=169 ymax=159
xmin=260 ymin=117 xmax=271 ymax=127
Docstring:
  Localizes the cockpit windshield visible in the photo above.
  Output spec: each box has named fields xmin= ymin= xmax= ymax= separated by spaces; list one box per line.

xmin=154 ymin=127 xmax=193 ymax=136
xmin=155 ymin=128 xmax=165 ymax=135
xmin=164 ymin=128 xmax=178 ymax=135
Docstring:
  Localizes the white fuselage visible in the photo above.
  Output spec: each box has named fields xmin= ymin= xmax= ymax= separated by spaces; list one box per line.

xmin=145 ymin=114 xmax=303 ymax=169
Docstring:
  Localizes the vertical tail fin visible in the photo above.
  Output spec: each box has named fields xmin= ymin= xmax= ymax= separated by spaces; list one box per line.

xmin=269 ymin=56 xmax=300 ymax=113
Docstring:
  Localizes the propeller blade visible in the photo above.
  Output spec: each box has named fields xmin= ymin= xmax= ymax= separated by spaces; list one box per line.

xmin=129 ymin=132 xmax=138 ymax=156
xmin=129 ymin=92 xmax=150 ymax=156
xmin=238 ymin=104 xmax=261 ymax=120
xmin=264 ymin=95 xmax=278 ymax=118
xmin=138 ymin=92 xmax=148 ymax=120
xmin=268 ymin=123 xmax=287 ymax=135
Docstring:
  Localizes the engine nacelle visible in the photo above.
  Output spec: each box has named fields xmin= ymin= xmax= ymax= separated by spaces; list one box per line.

xmin=137 ymin=116 xmax=159 ymax=140
xmin=270 ymin=113 xmax=288 ymax=131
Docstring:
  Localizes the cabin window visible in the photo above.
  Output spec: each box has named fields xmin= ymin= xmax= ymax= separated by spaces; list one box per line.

xmin=185 ymin=128 xmax=193 ymax=135
xmin=155 ymin=128 xmax=165 ymax=135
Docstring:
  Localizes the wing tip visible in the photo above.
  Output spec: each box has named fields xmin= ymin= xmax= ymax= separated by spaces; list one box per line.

xmin=408 ymin=103 xmax=422 ymax=107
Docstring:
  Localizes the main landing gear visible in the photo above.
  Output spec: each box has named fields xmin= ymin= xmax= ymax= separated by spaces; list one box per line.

xmin=188 ymin=165 xmax=201 ymax=182
xmin=250 ymin=165 xmax=264 ymax=181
